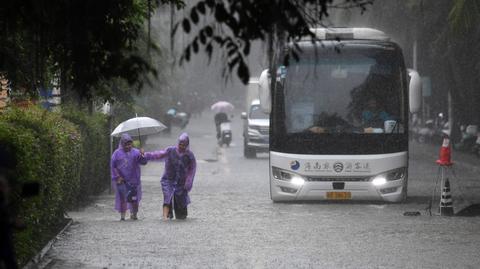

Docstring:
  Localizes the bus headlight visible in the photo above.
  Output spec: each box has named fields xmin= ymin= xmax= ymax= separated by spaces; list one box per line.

xmin=291 ymin=176 xmax=305 ymax=186
xmin=272 ymin=167 xmax=305 ymax=186
xmin=371 ymin=167 xmax=406 ymax=186
xmin=372 ymin=176 xmax=387 ymax=186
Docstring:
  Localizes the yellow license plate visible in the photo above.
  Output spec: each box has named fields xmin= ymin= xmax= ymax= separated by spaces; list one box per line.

xmin=326 ymin=192 xmax=352 ymax=200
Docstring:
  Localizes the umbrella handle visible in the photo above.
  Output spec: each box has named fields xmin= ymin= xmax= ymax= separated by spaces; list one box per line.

xmin=137 ymin=128 xmax=141 ymax=147
xmin=136 ymin=114 xmax=142 ymax=147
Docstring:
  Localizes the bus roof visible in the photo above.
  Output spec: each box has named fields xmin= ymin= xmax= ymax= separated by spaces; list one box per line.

xmin=305 ymin=28 xmax=390 ymax=41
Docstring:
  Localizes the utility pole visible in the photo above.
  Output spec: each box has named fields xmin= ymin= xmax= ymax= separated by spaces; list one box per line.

xmin=147 ymin=0 xmax=151 ymax=56
xmin=413 ymin=39 xmax=425 ymax=124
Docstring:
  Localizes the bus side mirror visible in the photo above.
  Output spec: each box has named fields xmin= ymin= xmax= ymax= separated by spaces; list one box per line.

xmin=241 ymin=112 xmax=247 ymax=119
xmin=258 ymin=69 xmax=271 ymax=113
xmin=408 ymin=69 xmax=422 ymax=113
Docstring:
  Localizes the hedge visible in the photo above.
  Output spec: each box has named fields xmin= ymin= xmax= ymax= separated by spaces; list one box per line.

xmin=61 ymin=106 xmax=110 ymax=205
xmin=0 ymin=105 xmax=110 ymax=266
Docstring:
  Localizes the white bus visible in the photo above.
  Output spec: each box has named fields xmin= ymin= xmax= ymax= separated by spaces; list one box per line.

xmin=258 ymin=28 xmax=422 ymax=202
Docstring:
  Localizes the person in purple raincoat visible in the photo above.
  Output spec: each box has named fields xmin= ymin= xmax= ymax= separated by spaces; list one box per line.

xmin=110 ymin=134 xmax=147 ymax=221
xmin=145 ymin=133 xmax=196 ymax=220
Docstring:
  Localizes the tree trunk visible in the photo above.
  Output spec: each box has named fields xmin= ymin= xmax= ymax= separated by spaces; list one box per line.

xmin=88 ymin=99 xmax=93 ymax=115
xmin=445 ymin=52 xmax=463 ymax=142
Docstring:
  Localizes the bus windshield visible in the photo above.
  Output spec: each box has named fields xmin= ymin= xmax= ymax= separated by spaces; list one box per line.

xmin=282 ymin=43 xmax=405 ymax=135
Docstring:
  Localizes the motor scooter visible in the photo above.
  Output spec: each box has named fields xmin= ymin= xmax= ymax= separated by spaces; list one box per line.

xmin=416 ymin=119 xmax=436 ymax=143
xmin=415 ymin=119 xmax=449 ymax=144
xmin=455 ymin=124 xmax=478 ymax=152
xmin=218 ymin=121 xmax=232 ymax=147
xmin=170 ymin=111 xmax=190 ymax=129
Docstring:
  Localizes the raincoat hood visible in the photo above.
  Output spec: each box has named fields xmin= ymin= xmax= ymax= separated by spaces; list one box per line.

xmin=177 ymin=132 xmax=190 ymax=152
xmin=119 ymin=133 xmax=133 ymax=149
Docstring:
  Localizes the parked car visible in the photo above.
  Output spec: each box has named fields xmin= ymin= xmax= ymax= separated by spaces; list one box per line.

xmin=241 ymin=99 xmax=269 ymax=158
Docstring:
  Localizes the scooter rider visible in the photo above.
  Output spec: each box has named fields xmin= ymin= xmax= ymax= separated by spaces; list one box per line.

xmin=214 ymin=112 xmax=229 ymax=139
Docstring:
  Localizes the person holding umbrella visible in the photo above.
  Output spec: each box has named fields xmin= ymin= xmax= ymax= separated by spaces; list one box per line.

xmin=110 ymin=133 xmax=147 ymax=221
xmin=144 ymin=133 xmax=196 ymax=220
xmin=211 ymin=101 xmax=234 ymax=139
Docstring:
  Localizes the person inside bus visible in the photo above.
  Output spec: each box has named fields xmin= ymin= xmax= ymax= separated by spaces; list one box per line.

xmin=361 ymin=97 xmax=392 ymax=130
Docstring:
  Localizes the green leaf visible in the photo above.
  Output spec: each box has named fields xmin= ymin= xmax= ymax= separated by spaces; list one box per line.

xmin=228 ymin=56 xmax=240 ymax=71
xmin=206 ymin=0 xmax=215 ymax=8
xmin=182 ymin=19 xmax=191 ymax=33
xmin=185 ymin=45 xmax=191 ymax=61
xmin=205 ymin=26 xmax=213 ymax=37
xmin=206 ymin=43 xmax=213 ymax=59
xmin=237 ymin=60 xmax=250 ymax=84
xmin=199 ymin=30 xmax=207 ymax=44
xmin=214 ymin=4 xmax=229 ymax=22
xmin=192 ymin=38 xmax=199 ymax=53
xmin=197 ymin=2 xmax=206 ymax=14
xmin=171 ymin=22 xmax=180 ymax=38
xmin=243 ymin=41 xmax=250 ymax=55
xmin=191 ymin=7 xmax=199 ymax=24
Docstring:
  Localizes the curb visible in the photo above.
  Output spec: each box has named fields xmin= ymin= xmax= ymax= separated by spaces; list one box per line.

xmin=23 ymin=218 xmax=73 ymax=269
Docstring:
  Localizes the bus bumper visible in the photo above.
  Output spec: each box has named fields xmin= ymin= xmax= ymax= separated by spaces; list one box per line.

xmin=269 ymin=151 xmax=408 ymax=203
xmin=270 ymin=176 xmax=407 ymax=203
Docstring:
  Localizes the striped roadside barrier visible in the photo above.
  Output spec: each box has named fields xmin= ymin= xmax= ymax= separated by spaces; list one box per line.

xmin=440 ymin=178 xmax=454 ymax=216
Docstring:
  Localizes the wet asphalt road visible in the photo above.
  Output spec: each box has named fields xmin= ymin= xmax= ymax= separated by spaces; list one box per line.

xmin=35 ymin=111 xmax=480 ymax=269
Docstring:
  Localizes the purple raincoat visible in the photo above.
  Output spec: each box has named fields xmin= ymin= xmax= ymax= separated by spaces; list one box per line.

xmin=110 ymin=134 xmax=147 ymax=212
xmin=145 ymin=133 xmax=196 ymax=209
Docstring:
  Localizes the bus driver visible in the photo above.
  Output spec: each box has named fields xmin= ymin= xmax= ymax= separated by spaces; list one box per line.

xmin=361 ymin=97 xmax=392 ymax=130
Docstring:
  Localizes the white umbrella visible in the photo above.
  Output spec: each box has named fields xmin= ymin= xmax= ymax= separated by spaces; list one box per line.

xmin=111 ymin=116 xmax=166 ymax=137
xmin=211 ymin=101 xmax=234 ymax=113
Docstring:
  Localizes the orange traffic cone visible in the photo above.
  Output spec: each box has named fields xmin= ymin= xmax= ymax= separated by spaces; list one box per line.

xmin=440 ymin=178 xmax=454 ymax=216
xmin=436 ymin=137 xmax=453 ymax=166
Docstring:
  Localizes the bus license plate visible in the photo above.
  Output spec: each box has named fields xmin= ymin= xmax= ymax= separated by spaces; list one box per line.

xmin=326 ymin=192 xmax=351 ymax=200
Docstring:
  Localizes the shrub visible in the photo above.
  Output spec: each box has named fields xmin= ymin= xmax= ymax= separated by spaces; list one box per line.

xmin=0 ymin=105 xmax=109 ymax=266
xmin=61 ymin=106 xmax=110 ymax=205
